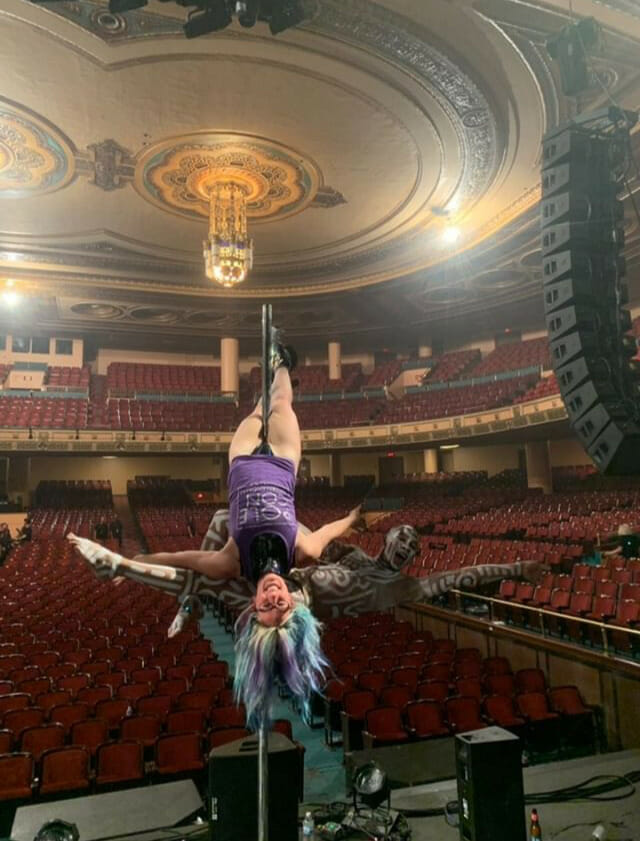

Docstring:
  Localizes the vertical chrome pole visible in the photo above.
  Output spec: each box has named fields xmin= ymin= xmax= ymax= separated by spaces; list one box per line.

xmin=258 ymin=303 xmax=272 ymax=841
xmin=258 ymin=722 xmax=269 ymax=841
xmin=261 ymin=304 xmax=272 ymax=448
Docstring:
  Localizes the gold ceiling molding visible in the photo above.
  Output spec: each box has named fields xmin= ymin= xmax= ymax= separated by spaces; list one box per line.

xmin=134 ymin=132 xmax=324 ymax=224
xmin=0 ymin=100 xmax=75 ymax=197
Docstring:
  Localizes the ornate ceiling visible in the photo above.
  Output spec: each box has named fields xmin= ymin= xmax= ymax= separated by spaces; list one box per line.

xmin=0 ymin=0 xmax=639 ymax=350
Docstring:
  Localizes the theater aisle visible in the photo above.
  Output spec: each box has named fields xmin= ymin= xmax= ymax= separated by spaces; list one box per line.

xmin=201 ymin=610 xmax=345 ymax=803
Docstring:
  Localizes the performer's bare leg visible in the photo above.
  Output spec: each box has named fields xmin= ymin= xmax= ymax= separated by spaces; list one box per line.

xmin=267 ymin=367 xmax=301 ymax=470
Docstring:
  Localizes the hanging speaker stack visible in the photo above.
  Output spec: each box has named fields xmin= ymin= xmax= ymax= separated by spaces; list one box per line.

xmin=541 ymin=108 xmax=640 ymax=473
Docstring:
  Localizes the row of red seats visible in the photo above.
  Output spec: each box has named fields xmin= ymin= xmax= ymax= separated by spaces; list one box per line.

xmin=353 ymin=685 xmax=592 ymax=751
xmin=467 ymin=337 xmax=550 ymax=377
xmin=423 ymin=349 xmax=480 ymax=383
xmin=377 ymin=377 xmax=537 ymax=424
xmin=515 ymin=374 xmax=559 ymax=403
xmin=107 ymin=363 xmax=221 ymax=395
xmin=0 ymin=716 xmax=297 ymax=809
xmin=47 ymin=366 xmax=90 ymax=389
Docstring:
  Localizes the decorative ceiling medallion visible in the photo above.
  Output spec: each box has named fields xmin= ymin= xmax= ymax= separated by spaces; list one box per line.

xmin=184 ymin=311 xmax=230 ymax=325
xmin=70 ymin=302 xmax=124 ymax=319
xmin=0 ymin=101 xmax=75 ymax=197
xmin=475 ymin=269 xmax=525 ymax=290
xmin=135 ymin=133 xmax=321 ymax=223
xmin=129 ymin=307 xmax=180 ymax=323
xmin=421 ymin=284 xmax=469 ymax=306
xmin=309 ymin=0 xmax=499 ymax=203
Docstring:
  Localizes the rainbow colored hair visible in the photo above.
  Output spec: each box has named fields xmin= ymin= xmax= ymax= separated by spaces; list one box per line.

xmin=233 ymin=603 xmax=328 ymax=730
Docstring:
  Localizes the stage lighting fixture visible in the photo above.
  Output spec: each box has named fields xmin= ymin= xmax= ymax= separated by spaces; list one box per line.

xmin=236 ymin=0 xmax=259 ymax=27
xmin=442 ymin=226 xmax=461 ymax=244
xmin=184 ymin=1 xmax=232 ymax=38
xmin=108 ymin=0 xmax=148 ymax=11
xmin=34 ymin=821 xmax=80 ymax=841
xmin=265 ymin=0 xmax=305 ymax=34
xmin=353 ymin=761 xmax=390 ymax=810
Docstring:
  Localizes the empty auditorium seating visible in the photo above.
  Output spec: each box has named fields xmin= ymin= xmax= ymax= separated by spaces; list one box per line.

xmin=467 ymin=337 xmax=550 ymax=377
xmin=106 ymin=363 xmax=221 ymax=396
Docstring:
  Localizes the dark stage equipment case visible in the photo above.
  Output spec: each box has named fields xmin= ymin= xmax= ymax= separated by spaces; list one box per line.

xmin=455 ymin=726 xmax=526 ymax=841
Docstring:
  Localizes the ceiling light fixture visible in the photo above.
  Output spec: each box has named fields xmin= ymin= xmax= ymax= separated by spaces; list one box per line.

xmin=203 ymin=182 xmax=253 ymax=287
xmin=442 ymin=226 xmax=461 ymax=245
xmin=439 ymin=443 xmax=460 ymax=450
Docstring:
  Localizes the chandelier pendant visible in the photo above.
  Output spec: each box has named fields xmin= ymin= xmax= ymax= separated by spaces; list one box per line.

xmin=203 ymin=181 xmax=254 ymax=288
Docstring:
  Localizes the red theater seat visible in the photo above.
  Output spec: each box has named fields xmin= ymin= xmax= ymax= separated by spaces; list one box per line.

xmin=405 ymin=701 xmax=449 ymax=739
xmin=445 ymin=697 xmax=486 ymax=733
xmin=70 ymin=719 xmax=109 ymax=757
xmin=96 ymin=741 xmax=144 ymax=788
xmin=39 ymin=746 xmax=90 ymax=796
xmin=155 ymin=733 xmax=205 ymax=776
xmin=0 ymin=753 xmax=34 ymax=802
xmin=20 ymin=724 xmax=65 ymax=760
xmin=363 ymin=706 xmax=409 ymax=747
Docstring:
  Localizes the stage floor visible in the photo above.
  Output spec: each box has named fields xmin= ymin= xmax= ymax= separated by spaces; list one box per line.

xmin=391 ymin=749 xmax=640 ymax=841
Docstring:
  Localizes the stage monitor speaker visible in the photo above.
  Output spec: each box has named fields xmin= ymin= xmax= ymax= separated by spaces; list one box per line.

xmin=208 ymin=731 xmax=299 ymax=841
xmin=455 ymin=726 xmax=526 ymax=841
xmin=11 ymin=780 xmax=203 ymax=841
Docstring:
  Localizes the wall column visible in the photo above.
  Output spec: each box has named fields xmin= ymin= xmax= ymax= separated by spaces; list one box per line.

xmin=329 ymin=453 xmax=342 ymax=487
xmin=418 ymin=344 xmax=432 ymax=359
xmin=328 ymin=341 xmax=342 ymax=381
xmin=423 ymin=448 xmax=438 ymax=475
xmin=7 ymin=456 xmax=30 ymax=506
xmin=525 ymin=441 xmax=553 ymax=495
xmin=220 ymin=338 xmax=239 ymax=396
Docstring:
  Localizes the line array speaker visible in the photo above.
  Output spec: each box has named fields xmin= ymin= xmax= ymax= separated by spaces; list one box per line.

xmin=541 ymin=110 xmax=640 ymax=473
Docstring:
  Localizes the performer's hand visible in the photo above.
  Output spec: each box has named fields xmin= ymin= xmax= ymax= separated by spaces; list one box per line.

xmin=521 ymin=561 xmax=550 ymax=584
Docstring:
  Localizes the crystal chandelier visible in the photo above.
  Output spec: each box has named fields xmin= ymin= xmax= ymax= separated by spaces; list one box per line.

xmin=203 ymin=182 xmax=253 ymax=287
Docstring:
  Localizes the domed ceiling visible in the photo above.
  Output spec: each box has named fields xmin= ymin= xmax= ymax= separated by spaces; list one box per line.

xmin=0 ymin=0 xmax=639 ymax=349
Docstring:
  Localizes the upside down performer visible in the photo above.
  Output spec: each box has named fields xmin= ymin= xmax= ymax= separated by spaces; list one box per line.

xmin=69 ymin=508 xmax=544 ymax=726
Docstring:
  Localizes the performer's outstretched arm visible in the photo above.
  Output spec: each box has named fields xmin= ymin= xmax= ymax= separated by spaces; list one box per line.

xmin=295 ymin=506 xmax=363 ymax=561
xmin=305 ymin=559 xmax=545 ymax=620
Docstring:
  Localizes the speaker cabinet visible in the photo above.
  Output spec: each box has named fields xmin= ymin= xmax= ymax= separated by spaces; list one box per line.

xmin=456 ymin=726 xmax=526 ymax=841
xmin=208 ymin=732 xmax=299 ymax=841
xmin=541 ymin=118 xmax=640 ymax=474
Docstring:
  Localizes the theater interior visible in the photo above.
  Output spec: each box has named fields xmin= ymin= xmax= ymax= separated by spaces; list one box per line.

xmin=1 ymin=1 xmax=640 ymax=840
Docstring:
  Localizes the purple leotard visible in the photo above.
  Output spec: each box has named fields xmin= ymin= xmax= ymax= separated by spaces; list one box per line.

xmin=228 ymin=455 xmax=298 ymax=579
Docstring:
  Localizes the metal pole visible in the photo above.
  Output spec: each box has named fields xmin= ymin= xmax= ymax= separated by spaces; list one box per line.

xmin=261 ymin=304 xmax=272 ymax=448
xmin=258 ymin=722 xmax=269 ymax=841
xmin=257 ymin=303 xmax=272 ymax=841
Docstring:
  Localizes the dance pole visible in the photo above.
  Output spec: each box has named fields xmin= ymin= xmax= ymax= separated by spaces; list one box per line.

xmin=258 ymin=303 xmax=272 ymax=841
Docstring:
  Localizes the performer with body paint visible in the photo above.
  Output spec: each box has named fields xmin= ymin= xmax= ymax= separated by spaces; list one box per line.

xmin=69 ymin=509 xmax=544 ymax=725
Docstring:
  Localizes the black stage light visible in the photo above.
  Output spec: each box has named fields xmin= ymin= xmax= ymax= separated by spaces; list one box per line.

xmin=236 ymin=0 xmax=259 ymax=27
xmin=34 ymin=821 xmax=80 ymax=841
xmin=353 ymin=761 xmax=390 ymax=810
xmin=267 ymin=0 xmax=305 ymax=34
xmin=184 ymin=0 xmax=232 ymax=37
xmin=108 ymin=0 xmax=148 ymax=11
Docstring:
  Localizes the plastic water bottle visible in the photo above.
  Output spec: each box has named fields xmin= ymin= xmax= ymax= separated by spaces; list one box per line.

xmin=302 ymin=811 xmax=315 ymax=838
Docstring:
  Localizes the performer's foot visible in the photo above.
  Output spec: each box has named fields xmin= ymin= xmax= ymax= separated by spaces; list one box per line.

xmin=270 ymin=327 xmax=297 ymax=374
xmin=67 ymin=533 xmax=123 ymax=576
